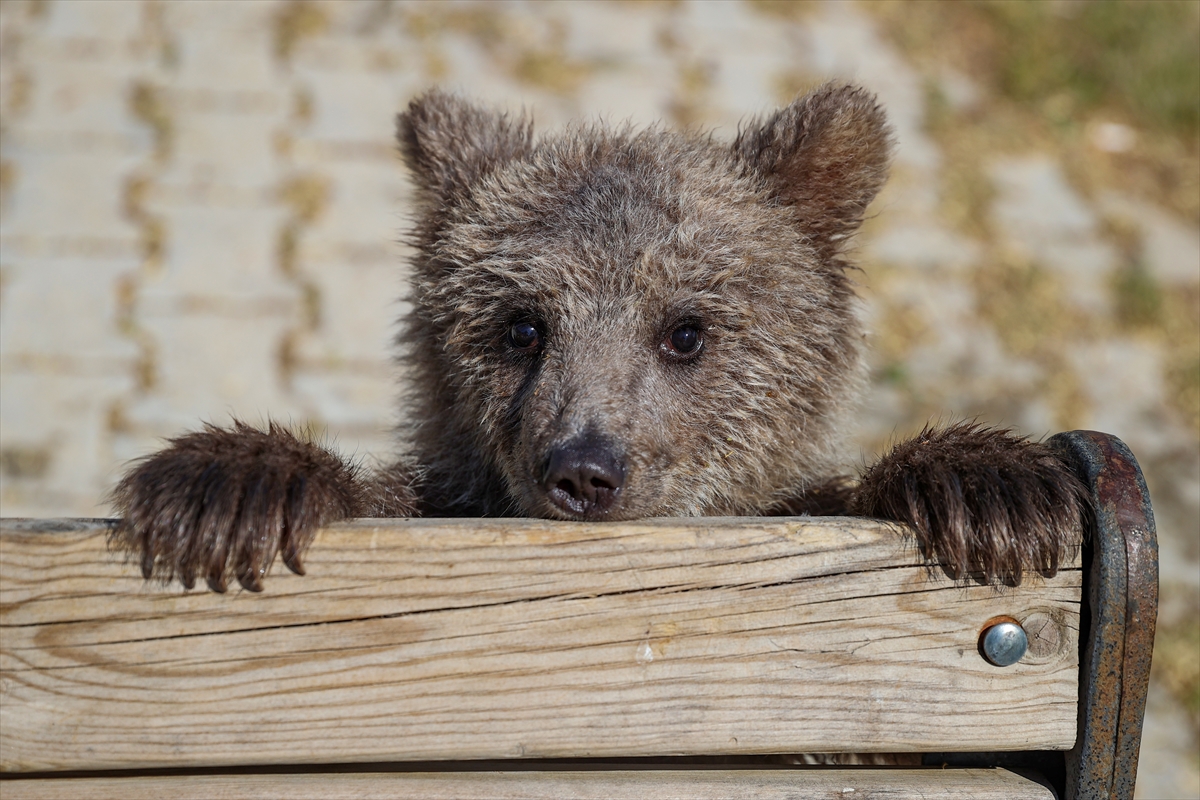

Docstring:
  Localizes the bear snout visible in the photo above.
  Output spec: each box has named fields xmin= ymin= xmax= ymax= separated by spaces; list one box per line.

xmin=541 ymin=434 xmax=626 ymax=518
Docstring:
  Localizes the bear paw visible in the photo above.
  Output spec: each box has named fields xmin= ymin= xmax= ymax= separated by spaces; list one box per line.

xmin=853 ymin=422 xmax=1088 ymax=585
xmin=109 ymin=422 xmax=364 ymax=592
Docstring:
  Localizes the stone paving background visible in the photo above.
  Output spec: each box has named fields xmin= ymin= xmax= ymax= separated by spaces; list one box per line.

xmin=1 ymin=1 xmax=1196 ymax=793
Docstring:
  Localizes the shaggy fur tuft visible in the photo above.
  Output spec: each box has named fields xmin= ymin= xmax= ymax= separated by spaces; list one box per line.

xmin=109 ymin=84 xmax=1088 ymax=591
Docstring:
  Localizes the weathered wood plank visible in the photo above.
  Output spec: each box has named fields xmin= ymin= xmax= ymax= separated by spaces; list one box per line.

xmin=0 ymin=768 xmax=1056 ymax=800
xmin=0 ymin=518 xmax=1080 ymax=772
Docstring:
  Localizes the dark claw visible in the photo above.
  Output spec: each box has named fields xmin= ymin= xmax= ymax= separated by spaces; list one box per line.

xmin=282 ymin=543 xmax=306 ymax=576
xmin=237 ymin=568 xmax=264 ymax=593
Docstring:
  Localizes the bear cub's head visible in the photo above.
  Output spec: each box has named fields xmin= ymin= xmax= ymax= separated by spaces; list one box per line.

xmin=397 ymin=84 xmax=892 ymax=520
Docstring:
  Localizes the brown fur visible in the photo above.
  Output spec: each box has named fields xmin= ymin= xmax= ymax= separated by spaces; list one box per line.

xmin=110 ymin=84 xmax=1085 ymax=592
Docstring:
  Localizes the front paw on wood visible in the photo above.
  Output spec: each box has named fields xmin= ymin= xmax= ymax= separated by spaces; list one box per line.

xmin=853 ymin=423 xmax=1089 ymax=585
xmin=109 ymin=422 xmax=363 ymax=592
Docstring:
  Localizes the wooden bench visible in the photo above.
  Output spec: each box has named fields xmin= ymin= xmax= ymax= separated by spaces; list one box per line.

xmin=0 ymin=430 xmax=1156 ymax=799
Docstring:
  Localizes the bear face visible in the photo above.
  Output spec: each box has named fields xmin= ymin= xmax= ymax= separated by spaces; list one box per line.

xmin=399 ymin=86 xmax=890 ymax=521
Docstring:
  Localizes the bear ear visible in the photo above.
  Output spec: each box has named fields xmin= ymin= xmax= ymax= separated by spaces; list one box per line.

xmin=733 ymin=83 xmax=892 ymax=251
xmin=396 ymin=89 xmax=534 ymax=207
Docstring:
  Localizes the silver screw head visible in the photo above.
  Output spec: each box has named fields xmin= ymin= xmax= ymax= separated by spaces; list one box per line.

xmin=981 ymin=621 xmax=1028 ymax=667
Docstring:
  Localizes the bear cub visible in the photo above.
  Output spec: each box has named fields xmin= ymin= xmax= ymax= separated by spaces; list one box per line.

xmin=112 ymin=84 xmax=1086 ymax=593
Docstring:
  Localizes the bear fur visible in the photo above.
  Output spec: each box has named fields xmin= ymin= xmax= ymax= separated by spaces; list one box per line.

xmin=111 ymin=84 xmax=1086 ymax=593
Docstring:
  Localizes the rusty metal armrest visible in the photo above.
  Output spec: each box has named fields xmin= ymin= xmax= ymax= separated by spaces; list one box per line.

xmin=926 ymin=430 xmax=1158 ymax=800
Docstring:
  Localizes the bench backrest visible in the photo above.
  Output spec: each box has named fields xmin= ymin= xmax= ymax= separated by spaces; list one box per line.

xmin=0 ymin=431 xmax=1156 ymax=800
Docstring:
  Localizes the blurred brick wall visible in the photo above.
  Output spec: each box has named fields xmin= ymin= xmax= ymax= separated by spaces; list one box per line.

xmin=1 ymin=2 xmax=1197 ymax=793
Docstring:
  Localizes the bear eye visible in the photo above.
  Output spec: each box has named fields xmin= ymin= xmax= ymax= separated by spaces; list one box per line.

xmin=662 ymin=323 xmax=702 ymax=358
xmin=508 ymin=321 xmax=541 ymax=352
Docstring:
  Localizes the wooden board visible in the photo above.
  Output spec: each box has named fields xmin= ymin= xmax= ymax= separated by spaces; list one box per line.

xmin=0 ymin=767 xmax=1055 ymax=800
xmin=0 ymin=517 xmax=1081 ymax=772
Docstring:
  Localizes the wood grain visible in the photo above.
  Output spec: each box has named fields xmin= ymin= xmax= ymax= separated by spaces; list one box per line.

xmin=0 ymin=517 xmax=1081 ymax=772
xmin=0 ymin=767 xmax=1055 ymax=800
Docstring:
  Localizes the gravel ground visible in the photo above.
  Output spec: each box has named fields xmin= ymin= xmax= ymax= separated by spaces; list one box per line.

xmin=1 ymin=1 xmax=1196 ymax=793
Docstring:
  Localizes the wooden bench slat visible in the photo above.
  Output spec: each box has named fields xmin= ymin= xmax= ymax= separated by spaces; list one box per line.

xmin=1 ymin=518 xmax=1080 ymax=772
xmin=0 ymin=767 xmax=1056 ymax=800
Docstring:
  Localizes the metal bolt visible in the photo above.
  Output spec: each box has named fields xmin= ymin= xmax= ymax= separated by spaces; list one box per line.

xmin=981 ymin=620 xmax=1028 ymax=667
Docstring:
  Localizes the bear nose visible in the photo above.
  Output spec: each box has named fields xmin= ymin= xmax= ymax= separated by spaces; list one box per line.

xmin=542 ymin=435 xmax=626 ymax=518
